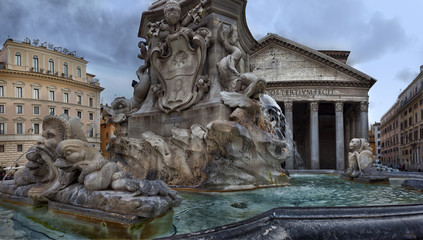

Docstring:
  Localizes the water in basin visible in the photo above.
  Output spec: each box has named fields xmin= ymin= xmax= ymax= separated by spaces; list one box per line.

xmin=1 ymin=174 xmax=422 ymax=239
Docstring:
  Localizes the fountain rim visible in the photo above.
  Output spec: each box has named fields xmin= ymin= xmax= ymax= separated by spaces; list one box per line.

xmin=164 ymin=203 xmax=423 ymax=239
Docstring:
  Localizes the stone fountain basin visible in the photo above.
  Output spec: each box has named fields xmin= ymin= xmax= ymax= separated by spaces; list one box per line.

xmin=167 ymin=204 xmax=423 ymax=240
xmin=1 ymin=172 xmax=423 ymax=239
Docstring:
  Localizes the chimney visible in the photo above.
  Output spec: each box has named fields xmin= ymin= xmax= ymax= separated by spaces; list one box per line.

xmin=420 ymin=65 xmax=423 ymax=73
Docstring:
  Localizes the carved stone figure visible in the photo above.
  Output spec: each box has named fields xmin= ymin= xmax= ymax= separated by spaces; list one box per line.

xmin=1 ymin=114 xmax=181 ymax=219
xmin=14 ymin=114 xmax=85 ymax=194
xmin=345 ymin=138 xmax=374 ymax=178
xmin=102 ymin=97 xmax=133 ymax=137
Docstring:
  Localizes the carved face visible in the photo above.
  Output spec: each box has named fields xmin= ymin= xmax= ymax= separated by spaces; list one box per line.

xmin=61 ymin=145 xmax=86 ymax=164
xmin=37 ymin=121 xmax=63 ymax=152
xmin=349 ymin=138 xmax=361 ymax=151
xmin=164 ymin=2 xmax=181 ymax=26
xmin=111 ymin=98 xmax=132 ymax=115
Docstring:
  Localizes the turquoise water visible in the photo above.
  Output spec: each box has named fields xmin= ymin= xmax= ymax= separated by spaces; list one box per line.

xmin=1 ymin=174 xmax=422 ymax=239
xmin=172 ymin=174 xmax=423 ymax=235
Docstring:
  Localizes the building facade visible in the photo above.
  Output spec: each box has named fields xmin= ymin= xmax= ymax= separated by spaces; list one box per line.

xmin=250 ymin=34 xmax=376 ymax=170
xmin=380 ymin=102 xmax=401 ymax=168
xmin=369 ymin=122 xmax=381 ymax=159
xmin=100 ymin=105 xmax=115 ymax=160
xmin=0 ymin=38 xmax=103 ymax=167
xmin=380 ymin=66 xmax=423 ymax=171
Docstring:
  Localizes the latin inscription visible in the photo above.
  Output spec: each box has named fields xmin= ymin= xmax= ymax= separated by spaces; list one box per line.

xmin=266 ymin=88 xmax=335 ymax=96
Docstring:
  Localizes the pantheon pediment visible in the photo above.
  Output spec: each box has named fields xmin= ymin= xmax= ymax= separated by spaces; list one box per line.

xmin=250 ymin=34 xmax=376 ymax=88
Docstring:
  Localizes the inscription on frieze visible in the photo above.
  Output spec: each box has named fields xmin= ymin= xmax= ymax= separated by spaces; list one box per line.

xmin=266 ymin=88 xmax=335 ymax=97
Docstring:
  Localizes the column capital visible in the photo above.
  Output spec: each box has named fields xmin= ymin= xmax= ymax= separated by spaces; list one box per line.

xmin=310 ymin=101 xmax=319 ymax=112
xmin=360 ymin=101 xmax=369 ymax=112
xmin=335 ymin=102 xmax=344 ymax=112
xmin=284 ymin=101 xmax=293 ymax=112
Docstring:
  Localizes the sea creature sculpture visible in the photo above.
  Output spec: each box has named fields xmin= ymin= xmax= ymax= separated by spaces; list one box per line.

xmin=345 ymin=138 xmax=374 ymax=177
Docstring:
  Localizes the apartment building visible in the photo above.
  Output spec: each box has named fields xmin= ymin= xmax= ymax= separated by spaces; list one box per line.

xmin=380 ymin=66 xmax=423 ymax=171
xmin=0 ymin=38 xmax=103 ymax=167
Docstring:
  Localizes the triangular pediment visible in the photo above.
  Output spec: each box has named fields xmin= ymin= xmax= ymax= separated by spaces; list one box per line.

xmin=250 ymin=34 xmax=376 ymax=88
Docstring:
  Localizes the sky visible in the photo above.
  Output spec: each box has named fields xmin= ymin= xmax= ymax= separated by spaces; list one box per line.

xmin=1 ymin=0 xmax=423 ymax=124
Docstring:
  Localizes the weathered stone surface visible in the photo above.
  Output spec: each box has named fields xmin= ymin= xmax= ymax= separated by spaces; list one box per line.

xmin=111 ymin=118 xmax=289 ymax=190
xmin=169 ymin=205 xmax=423 ymax=240
xmin=345 ymin=138 xmax=375 ymax=178
xmin=402 ymin=178 xmax=423 ymax=191
xmin=0 ymin=113 xmax=182 ymax=221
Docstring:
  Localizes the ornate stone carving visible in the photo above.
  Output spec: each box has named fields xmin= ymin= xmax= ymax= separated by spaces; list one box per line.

xmin=151 ymin=31 xmax=210 ymax=112
xmin=3 ymin=114 xmax=182 ymax=219
xmin=360 ymin=101 xmax=369 ymax=112
xmin=335 ymin=102 xmax=343 ymax=112
xmin=345 ymin=138 xmax=374 ymax=178
xmin=147 ymin=0 xmax=211 ymax=113
xmin=284 ymin=101 xmax=293 ymax=112
xmin=310 ymin=101 xmax=319 ymax=112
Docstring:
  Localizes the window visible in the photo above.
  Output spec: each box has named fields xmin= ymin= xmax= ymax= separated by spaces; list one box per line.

xmin=33 ymin=88 xmax=40 ymax=99
xmin=0 ymin=86 xmax=3 ymax=97
xmin=77 ymin=111 xmax=82 ymax=118
xmin=16 ymin=87 xmax=22 ymax=98
xmin=49 ymin=90 xmax=55 ymax=101
xmin=0 ymin=123 xmax=4 ymax=135
xmin=34 ymin=123 xmax=40 ymax=134
xmin=89 ymin=128 xmax=94 ymax=138
xmin=16 ymin=123 xmax=23 ymax=134
xmin=48 ymin=59 xmax=54 ymax=74
xmin=77 ymin=95 xmax=82 ymax=105
xmin=32 ymin=55 xmax=39 ymax=72
xmin=33 ymin=106 xmax=40 ymax=115
xmin=16 ymin=105 xmax=23 ymax=114
xmin=49 ymin=107 xmax=55 ymax=115
xmin=0 ymin=105 xmax=3 ymax=113
xmin=77 ymin=67 xmax=81 ymax=78
xmin=63 ymin=93 xmax=69 ymax=103
xmin=0 ymin=145 xmax=4 ymax=152
xmin=63 ymin=63 xmax=68 ymax=78
xmin=17 ymin=144 xmax=23 ymax=152
xmin=64 ymin=109 xmax=69 ymax=115
xmin=89 ymin=112 xmax=94 ymax=120
xmin=89 ymin=97 xmax=93 ymax=107
xmin=15 ymin=52 xmax=22 ymax=66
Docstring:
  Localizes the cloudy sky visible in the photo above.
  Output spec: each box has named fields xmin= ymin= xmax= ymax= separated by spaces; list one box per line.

xmin=1 ymin=0 xmax=423 ymax=124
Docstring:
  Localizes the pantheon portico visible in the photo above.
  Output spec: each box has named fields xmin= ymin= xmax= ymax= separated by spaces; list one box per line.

xmin=250 ymin=34 xmax=376 ymax=170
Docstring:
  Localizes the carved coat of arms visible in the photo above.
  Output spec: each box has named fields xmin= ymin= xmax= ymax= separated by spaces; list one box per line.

xmin=151 ymin=32 xmax=209 ymax=113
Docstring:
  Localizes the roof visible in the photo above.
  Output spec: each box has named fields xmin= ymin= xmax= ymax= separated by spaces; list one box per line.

xmin=251 ymin=33 xmax=377 ymax=88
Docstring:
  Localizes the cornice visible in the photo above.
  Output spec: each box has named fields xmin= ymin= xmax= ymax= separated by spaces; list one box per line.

xmin=5 ymin=41 xmax=88 ymax=64
xmin=0 ymin=69 xmax=104 ymax=91
xmin=251 ymin=34 xmax=377 ymax=88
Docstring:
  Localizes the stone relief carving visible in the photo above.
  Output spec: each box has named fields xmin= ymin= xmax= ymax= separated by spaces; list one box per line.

xmin=345 ymin=138 xmax=374 ymax=178
xmin=140 ymin=0 xmax=211 ymax=113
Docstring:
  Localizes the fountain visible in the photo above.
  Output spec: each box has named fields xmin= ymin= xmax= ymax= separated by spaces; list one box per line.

xmin=104 ymin=0 xmax=290 ymax=190
xmin=1 ymin=0 xmax=423 ymax=239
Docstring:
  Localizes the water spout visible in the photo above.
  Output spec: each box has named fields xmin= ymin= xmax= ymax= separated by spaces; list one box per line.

xmin=0 ymin=149 xmax=36 ymax=187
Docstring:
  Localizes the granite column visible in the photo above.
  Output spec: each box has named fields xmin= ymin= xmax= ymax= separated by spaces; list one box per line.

xmin=310 ymin=101 xmax=319 ymax=169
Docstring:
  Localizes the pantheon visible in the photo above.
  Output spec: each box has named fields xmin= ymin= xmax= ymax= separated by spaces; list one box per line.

xmin=250 ymin=34 xmax=376 ymax=170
